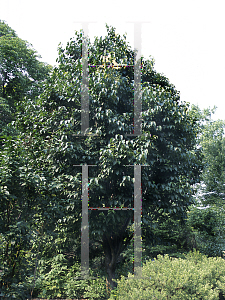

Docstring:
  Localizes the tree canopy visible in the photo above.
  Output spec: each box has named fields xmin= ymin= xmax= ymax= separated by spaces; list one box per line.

xmin=12 ymin=24 xmax=203 ymax=289
xmin=0 ymin=23 xmax=204 ymax=297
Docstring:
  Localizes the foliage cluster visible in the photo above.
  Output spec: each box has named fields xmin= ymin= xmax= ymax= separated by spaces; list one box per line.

xmin=186 ymin=205 xmax=225 ymax=258
xmin=109 ymin=250 xmax=225 ymax=300
xmin=0 ymin=20 xmax=52 ymax=110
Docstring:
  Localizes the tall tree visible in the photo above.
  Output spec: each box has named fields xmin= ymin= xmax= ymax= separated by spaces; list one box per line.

xmin=7 ymin=24 xmax=203 ymax=294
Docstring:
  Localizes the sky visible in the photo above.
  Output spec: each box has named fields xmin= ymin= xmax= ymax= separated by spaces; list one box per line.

xmin=1 ymin=0 xmax=225 ymax=121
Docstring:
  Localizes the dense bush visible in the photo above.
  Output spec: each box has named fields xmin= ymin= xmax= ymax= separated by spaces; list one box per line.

xmin=109 ymin=249 xmax=225 ymax=300
xmin=141 ymin=209 xmax=199 ymax=261
xmin=29 ymin=248 xmax=135 ymax=300
xmin=186 ymin=206 xmax=225 ymax=258
xmin=29 ymin=253 xmax=107 ymax=299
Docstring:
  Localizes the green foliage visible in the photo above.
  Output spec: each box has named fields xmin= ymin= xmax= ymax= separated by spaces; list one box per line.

xmin=0 ymin=97 xmax=16 ymax=139
xmin=200 ymin=118 xmax=225 ymax=207
xmin=0 ymin=97 xmax=11 ymax=126
xmin=141 ymin=210 xmax=198 ymax=260
xmin=186 ymin=206 xmax=225 ymax=257
xmin=32 ymin=254 xmax=108 ymax=299
xmin=0 ymin=127 xmax=84 ymax=295
xmin=188 ymin=104 xmax=225 ymax=208
xmin=109 ymin=250 xmax=225 ymax=300
xmin=0 ymin=20 xmax=17 ymax=37
xmin=185 ymin=105 xmax=225 ymax=260
xmin=0 ymin=20 xmax=52 ymax=113
xmin=0 ymin=21 xmax=53 ymax=296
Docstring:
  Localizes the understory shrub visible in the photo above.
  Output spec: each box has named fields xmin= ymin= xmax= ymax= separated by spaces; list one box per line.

xmin=31 ymin=253 xmax=109 ymax=299
xmin=186 ymin=206 xmax=225 ymax=258
xmin=109 ymin=249 xmax=225 ymax=300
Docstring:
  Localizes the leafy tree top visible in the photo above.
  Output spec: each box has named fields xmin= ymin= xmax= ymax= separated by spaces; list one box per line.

xmin=15 ymin=24 xmax=203 ymax=229
xmin=0 ymin=20 xmax=17 ymax=37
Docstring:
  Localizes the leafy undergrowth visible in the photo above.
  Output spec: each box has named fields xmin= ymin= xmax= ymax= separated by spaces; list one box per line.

xmin=33 ymin=255 xmax=108 ymax=300
xmin=108 ymin=250 xmax=225 ymax=300
xmin=8 ymin=250 xmax=224 ymax=299
xmin=29 ymin=248 xmax=135 ymax=300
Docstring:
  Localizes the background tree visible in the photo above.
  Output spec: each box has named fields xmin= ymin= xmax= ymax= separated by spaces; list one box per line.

xmin=199 ymin=118 xmax=225 ymax=207
xmin=0 ymin=21 xmax=53 ymax=298
xmin=185 ymin=105 xmax=225 ymax=257
xmin=0 ymin=20 xmax=52 ymax=115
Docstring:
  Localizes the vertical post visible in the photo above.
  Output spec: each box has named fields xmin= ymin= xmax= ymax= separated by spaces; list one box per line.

xmin=133 ymin=23 xmax=142 ymax=136
xmin=133 ymin=164 xmax=142 ymax=278
xmin=81 ymin=24 xmax=89 ymax=135
xmin=81 ymin=164 xmax=89 ymax=278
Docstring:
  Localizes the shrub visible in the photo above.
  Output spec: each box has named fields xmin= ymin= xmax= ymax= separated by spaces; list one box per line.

xmin=108 ymin=249 xmax=225 ymax=300
xmin=186 ymin=206 xmax=225 ymax=258
xmin=32 ymin=254 xmax=109 ymax=299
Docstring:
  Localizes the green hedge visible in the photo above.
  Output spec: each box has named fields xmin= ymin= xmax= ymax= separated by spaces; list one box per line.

xmin=109 ymin=250 xmax=225 ymax=300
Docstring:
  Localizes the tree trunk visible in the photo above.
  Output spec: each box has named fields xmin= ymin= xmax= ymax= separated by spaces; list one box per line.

xmin=104 ymin=240 xmax=118 ymax=289
xmin=102 ymin=215 xmax=133 ymax=292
